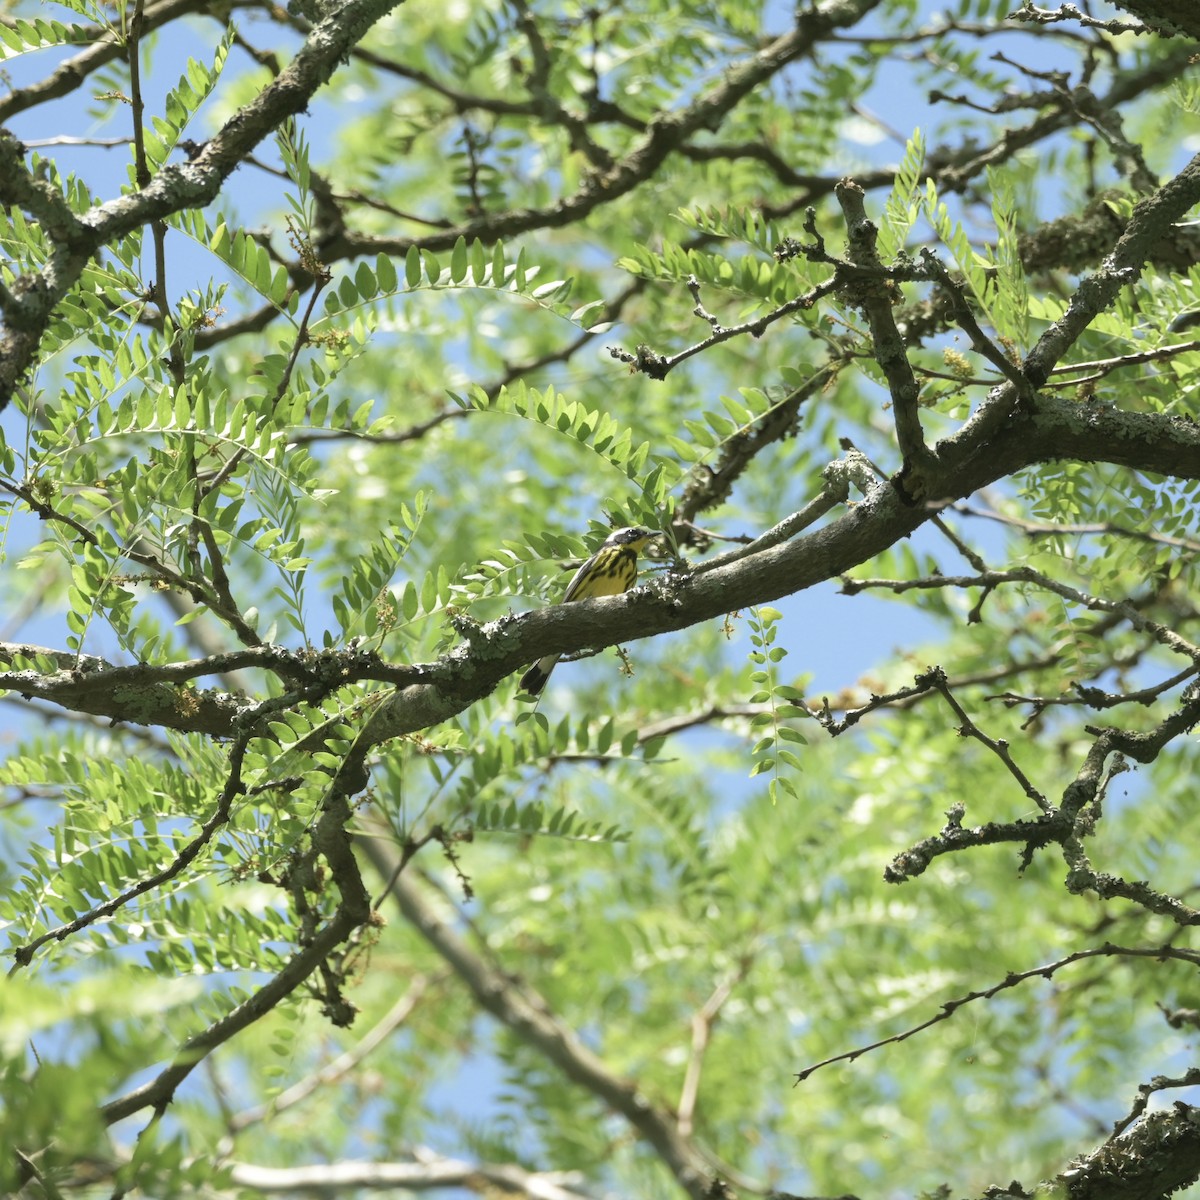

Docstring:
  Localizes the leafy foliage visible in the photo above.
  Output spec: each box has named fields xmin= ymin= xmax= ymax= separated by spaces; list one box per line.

xmin=1 ymin=1 xmax=1200 ymax=1198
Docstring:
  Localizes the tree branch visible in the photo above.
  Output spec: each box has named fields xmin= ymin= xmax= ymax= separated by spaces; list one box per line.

xmin=222 ymin=976 xmax=434 ymax=1138
xmin=795 ymin=943 xmax=1200 ymax=1085
xmin=834 ymin=179 xmax=935 ymax=478
xmin=100 ymin=767 xmax=375 ymax=1122
xmin=0 ymin=0 xmax=407 ymax=408
xmin=356 ymin=841 xmax=727 ymax=1200
xmin=9 ymin=733 xmax=251 ymax=969
xmin=1023 ymin=150 xmax=1200 ymax=385
xmin=227 ymin=1154 xmax=594 ymax=1199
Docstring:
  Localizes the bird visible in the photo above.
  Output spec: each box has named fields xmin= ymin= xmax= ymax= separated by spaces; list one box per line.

xmin=519 ymin=525 xmax=657 ymax=696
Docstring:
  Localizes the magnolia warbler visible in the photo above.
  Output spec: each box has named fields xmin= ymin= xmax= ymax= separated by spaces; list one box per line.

xmin=520 ymin=525 xmax=657 ymax=696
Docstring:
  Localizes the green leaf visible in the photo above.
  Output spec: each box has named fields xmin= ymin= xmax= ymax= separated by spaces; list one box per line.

xmin=450 ymin=235 xmax=468 ymax=284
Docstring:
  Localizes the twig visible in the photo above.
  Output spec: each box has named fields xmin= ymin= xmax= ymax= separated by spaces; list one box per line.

xmin=1022 ymin=150 xmax=1200 ymax=387
xmin=841 ymin=565 xmax=1200 ymax=663
xmin=227 ymin=1154 xmax=594 ymax=1198
xmin=1058 ymin=812 xmax=1200 ymax=926
xmin=607 ymin=282 xmax=833 ymax=380
xmin=101 ymin=904 xmax=367 ymax=1124
xmin=840 ymin=438 xmax=989 ymax=577
xmin=695 ymin=483 xmax=845 ymax=575
xmin=816 ymin=671 xmax=945 ymax=737
xmin=1044 ymin=338 xmax=1200 ymax=384
xmin=918 ymin=248 xmax=1035 ymax=403
xmin=0 ymin=0 xmax=216 ymax=124
xmin=22 ymin=135 xmax=131 ymax=148
xmin=686 ymin=274 xmax=726 ymax=335
xmin=102 ymin=748 xmax=375 ymax=1123
xmin=0 ymin=478 xmax=263 ymax=647
xmin=9 ymin=733 xmax=252 ymax=969
xmin=128 ymin=0 xmax=184 ymax=385
xmin=198 ymin=267 xmax=331 ymax=503
xmin=678 ymin=963 xmax=750 ymax=1138
xmin=795 ymin=943 xmax=1200 ymax=1084
xmin=1110 ymin=1069 xmax=1200 ymax=1139
xmin=989 ymin=665 xmax=1199 ymax=715
xmin=954 ymin=501 xmax=1200 ymax=555
xmin=223 ymin=977 xmax=434 ymax=1136
xmin=927 ymin=666 xmax=1049 ymax=811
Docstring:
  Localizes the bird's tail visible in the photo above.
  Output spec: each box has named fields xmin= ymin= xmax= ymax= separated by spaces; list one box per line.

xmin=519 ymin=654 xmax=560 ymax=696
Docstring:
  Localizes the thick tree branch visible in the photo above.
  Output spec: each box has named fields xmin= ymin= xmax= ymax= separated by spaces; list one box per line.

xmin=356 ymin=847 xmax=726 ymax=1200
xmin=0 ymin=0 xmax=407 ymax=408
xmin=834 ymin=180 xmax=934 ymax=476
xmin=361 ymin=397 xmax=1200 ymax=743
xmin=6 ymin=392 xmax=1195 ymax=741
xmin=0 ymin=0 xmax=243 ymax=122
xmin=100 ymin=775 xmax=374 ymax=1121
xmin=1023 ymin=151 xmax=1200 ymax=386
xmin=1063 ymin=1102 xmax=1200 ymax=1200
